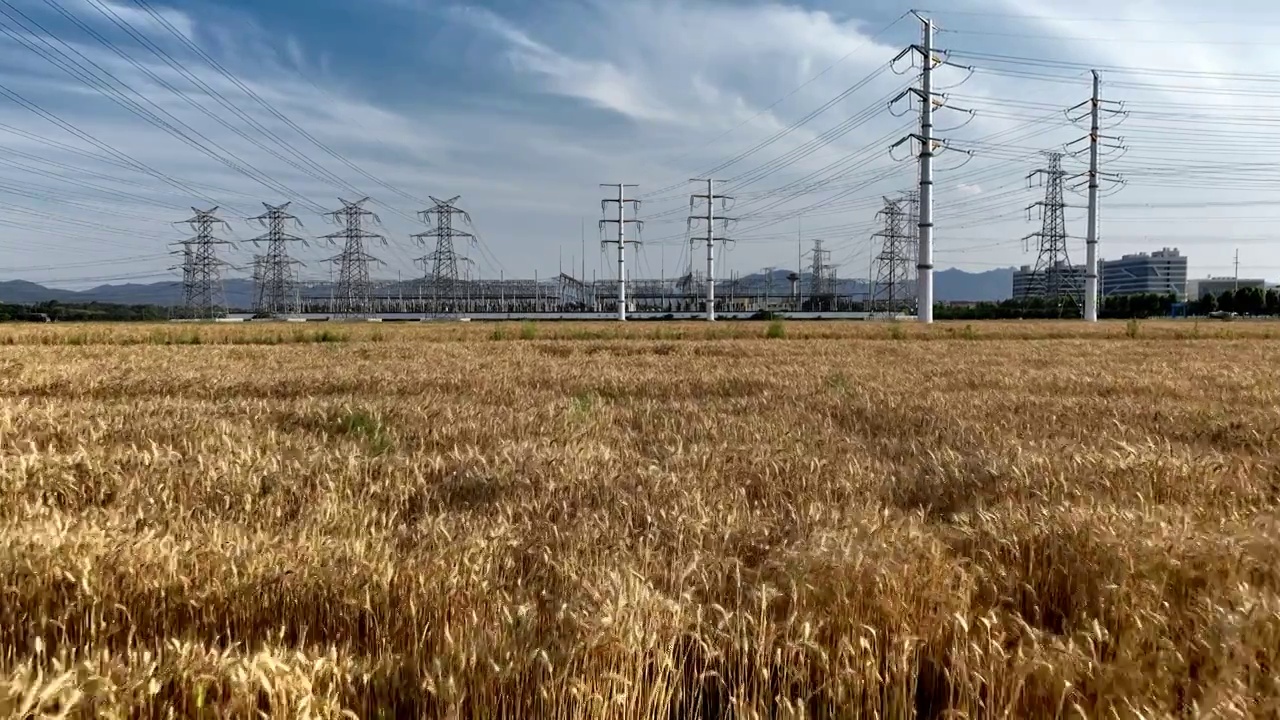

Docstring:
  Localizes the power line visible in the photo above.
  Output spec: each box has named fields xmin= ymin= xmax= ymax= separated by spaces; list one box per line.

xmin=0 ymin=81 xmax=227 ymax=210
xmin=940 ymin=27 xmax=1280 ymax=46
xmin=43 ymin=0 xmax=353 ymax=205
xmin=950 ymin=50 xmax=1280 ymax=83
xmin=919 ymin=8 xmax=1276 ymax=26
xmin=641 ymin=12 xmax=910 ymax=198
xmin=126 ymin=0 xmax=430 ymax=208
xmin=0 ymin=0 xmax=312 ymax=212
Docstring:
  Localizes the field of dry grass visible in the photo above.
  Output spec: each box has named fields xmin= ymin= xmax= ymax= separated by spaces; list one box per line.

xmin=2 ymin=319 xmax=1279 ymax=718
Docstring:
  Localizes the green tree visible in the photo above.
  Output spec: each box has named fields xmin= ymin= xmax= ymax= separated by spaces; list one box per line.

xmin=1236 ymin=287 xmax=1266 ymax=316
xmin=1218 ymin=290 xmax=1236 ymax=314
xmin=1266 ymin=289 xmax=1280 ymax=316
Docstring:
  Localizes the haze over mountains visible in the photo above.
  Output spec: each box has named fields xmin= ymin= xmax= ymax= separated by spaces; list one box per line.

xmin=0 ymin=267 xmax=1015 ymax=309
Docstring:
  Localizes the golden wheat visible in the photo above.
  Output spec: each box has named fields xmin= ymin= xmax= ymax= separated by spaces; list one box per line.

xmin=2 ymin=320 xmax=1279 ymax=718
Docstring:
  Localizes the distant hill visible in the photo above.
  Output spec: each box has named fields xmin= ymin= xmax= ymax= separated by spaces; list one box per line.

xmin=0 ymin=280 xmax=81 ymax=303
xmin=935 ymin=267 xmax=1013 ymax=302
xmin=0 ymin=279 xmax=256 ymax=308
xmin=0 ymin=267 xmax=1015 ymax=307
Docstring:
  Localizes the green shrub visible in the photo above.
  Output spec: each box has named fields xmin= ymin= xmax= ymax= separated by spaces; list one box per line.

xmin=335 ymin=409 xmax=393 ymax=455
xmin=765 ymin=319 xmax=786 ymax=339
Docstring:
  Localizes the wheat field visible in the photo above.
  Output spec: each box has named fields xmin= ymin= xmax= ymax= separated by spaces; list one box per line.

xmin=2 ymin=319 xmax=1279 ymax=718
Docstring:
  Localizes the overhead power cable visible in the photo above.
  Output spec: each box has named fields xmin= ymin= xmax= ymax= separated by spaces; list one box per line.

xmin=0 ymin=0 xmax=296 ymax=213
xmin=641 ymin=11 xmax=910 ymax=199
xmin=127 ymin=0 xmax=430 ymax=208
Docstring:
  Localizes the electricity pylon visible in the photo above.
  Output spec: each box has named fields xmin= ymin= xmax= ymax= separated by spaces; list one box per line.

xmin=600 ymin=183 xmax=642 ymax=321
xmin=808 ymin=239 xmax=837 ymax=312
xmin=890 ymin=12 xmax=971 ymax=323
xmin=687 ymin=178 xmax=733 ymax=321
xmin=1023 ymin=152 xmax=1080 ymax=316
xmin=1067 ymin=71 xmax=1126 ymax=321
xmin=248 ymin=202 xmax=305 ymax=316
xmin=413 ymin=196 xmax=475 ymax=313
xmin=320 ymin=197 xmax=384 ymax=317
xmin=250 ymin=254 xmax=265 ymax=313
xmin=173 ymin=206 xmax=231 ymax=319
xmin=871 ymin=196 xmax=914 ymax=315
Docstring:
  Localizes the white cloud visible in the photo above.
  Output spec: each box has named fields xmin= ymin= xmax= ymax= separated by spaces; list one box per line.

xmin=0 ymin=0 xmax=1276 ymax=290
xmin=452 ymin=6 xmax=685 ymax=124
xmin=80 ymin=0 xmax=197 ymax=41
xmin=456 ymin=1 xmax=901 ymax=131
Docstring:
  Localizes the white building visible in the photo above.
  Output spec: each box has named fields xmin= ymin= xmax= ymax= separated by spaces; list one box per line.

xmin=1100 ymin=248 xmax=1188 ymax=298
xmin=1189 ymin=277 xmax=1267 ymax=299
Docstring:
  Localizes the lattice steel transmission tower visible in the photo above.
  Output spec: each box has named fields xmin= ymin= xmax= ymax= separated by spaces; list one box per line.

xmin=170 ymin=242 xmax=195 ymax=309
xmin=249 ymin=202 xmax=306 ymax=316
xmin=321 ymin=197 xmax=385 ymax=317
xmin=413 ymin=196 xmax=475 ymax=313
xmin=902 ymin=190 xmax=920 ymax=273
xmin=250 ymin=254 xmax=266 ymax=313
xmin=871 ymin=196 xmax=915 ymax=314
xmin=1023 ymin=152 xmax=1080 ymax=316
xmin=808 ymin=238 xmax=837 ymax=311
xmin=173 ymin=206 xmax=231 ymax=319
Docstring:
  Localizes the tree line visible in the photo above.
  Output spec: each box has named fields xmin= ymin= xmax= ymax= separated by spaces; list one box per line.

xmin=937 ymin=288 xmax=1280 ymax=320
xmin=0 ymin=300 xmax=171 ymax=322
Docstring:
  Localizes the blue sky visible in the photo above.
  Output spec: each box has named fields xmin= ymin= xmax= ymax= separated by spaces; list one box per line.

xmin=0 ymin=0 xmax=1276 ymax=288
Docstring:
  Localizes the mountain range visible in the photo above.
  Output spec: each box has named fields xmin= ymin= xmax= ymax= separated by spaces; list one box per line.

xmin=0 ymin=267 xmax=1015 ymax=308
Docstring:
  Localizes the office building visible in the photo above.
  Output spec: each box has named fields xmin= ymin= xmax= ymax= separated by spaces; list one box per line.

xmin=1100 ymin=248 xmax=1188 ymax=298
xmin=1189 ymin=277 xmax=1267 ymax=299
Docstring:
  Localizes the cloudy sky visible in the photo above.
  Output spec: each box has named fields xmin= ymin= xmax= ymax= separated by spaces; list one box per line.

xmin=0 ymin=0 xmax=1276 ymax=288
